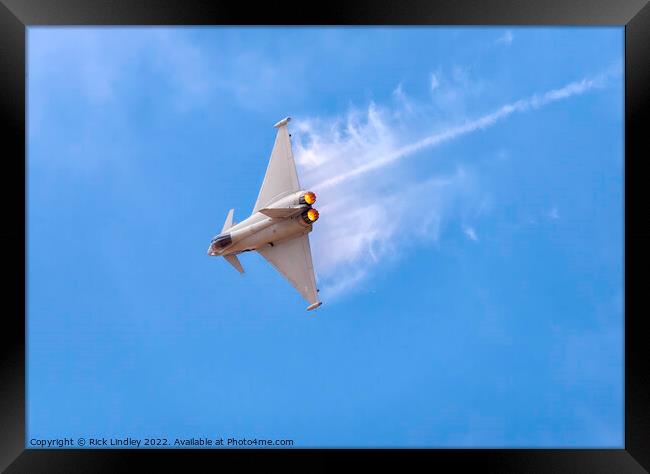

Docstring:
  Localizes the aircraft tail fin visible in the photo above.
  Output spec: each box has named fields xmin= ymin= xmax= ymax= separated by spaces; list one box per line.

xmin=221 ymin=209 xmax=235 ymax=233
xmin=224 ymin=254 xmax=244 ymax=274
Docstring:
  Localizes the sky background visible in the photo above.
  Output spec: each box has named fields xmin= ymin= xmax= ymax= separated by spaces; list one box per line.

xmin=27 ymin=27 xmax=623 ymax=447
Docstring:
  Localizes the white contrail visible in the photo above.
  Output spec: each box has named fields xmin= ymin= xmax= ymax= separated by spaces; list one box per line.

xmin=314 ymin=77 xmax=599 ymax=191
xmin=297 ymin=71 xmax=613 ymax=299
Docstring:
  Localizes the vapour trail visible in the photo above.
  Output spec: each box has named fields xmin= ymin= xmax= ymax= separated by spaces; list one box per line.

xmin=314 ymin=77 xmax=600 ymax=191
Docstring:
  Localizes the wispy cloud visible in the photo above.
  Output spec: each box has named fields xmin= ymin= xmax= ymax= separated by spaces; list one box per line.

xmin=294 ymin=73 xmax=608 ymax=299
xmin=392 ymin=83 xmax=406 ymax=100
xmin=496 ymin=30 xmax=514 ymax=45
xmin=464 ymin=226 xmax=479 ymax=242
xmin=29 ymin=29 xmax=215 ymax=111
xmin=430 ymin=73 xmax=440 ymax=91
xmin=28 ymin=29 xmax=221 ymax=177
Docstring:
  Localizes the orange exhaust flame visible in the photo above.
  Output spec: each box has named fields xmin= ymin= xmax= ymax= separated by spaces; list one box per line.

xmin=307 ymin=208 xmax=319 ymax=222
xmin=303 ymin=191 xmax=316 ymax=205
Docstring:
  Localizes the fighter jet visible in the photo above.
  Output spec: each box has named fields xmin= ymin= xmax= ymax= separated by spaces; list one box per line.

xmin=207 ymin=117 xmax=322 ymax=311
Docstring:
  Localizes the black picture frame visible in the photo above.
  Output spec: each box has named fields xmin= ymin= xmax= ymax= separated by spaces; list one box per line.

xmin=2 ymin=0 xmax=647 ymax=471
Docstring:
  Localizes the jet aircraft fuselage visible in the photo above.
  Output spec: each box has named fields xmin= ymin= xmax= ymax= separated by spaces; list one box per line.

xmin=207 ymin=190 xmax=319 ymax=257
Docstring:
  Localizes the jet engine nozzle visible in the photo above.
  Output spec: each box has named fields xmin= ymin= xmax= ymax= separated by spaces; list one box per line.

xmin=299 ymin=191 xmax=317 ymax=206
xmin=301 ymin=208 xmax=319 ymax=224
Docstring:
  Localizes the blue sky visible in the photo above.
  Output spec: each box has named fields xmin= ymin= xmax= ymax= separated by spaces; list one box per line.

xmin=27 ymin=27 xmax=623 ymax=447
